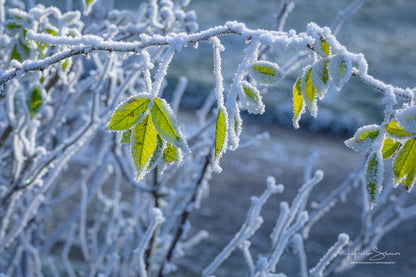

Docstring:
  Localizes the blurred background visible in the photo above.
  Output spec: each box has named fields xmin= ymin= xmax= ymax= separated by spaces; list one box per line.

xmin=36 ymin=0 xmax=416 ymax=276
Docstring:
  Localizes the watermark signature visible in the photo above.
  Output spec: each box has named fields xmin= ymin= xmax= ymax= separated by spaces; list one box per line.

xmin=345 ymin=247 xmax=400 ymax=265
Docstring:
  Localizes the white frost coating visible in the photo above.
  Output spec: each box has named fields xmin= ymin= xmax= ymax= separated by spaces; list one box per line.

xmin=267 ymin=211 xmax=308 ymax=272
xmin=152 ymin=46 xmax=175 ymax=97
xmin=226 ymin=38 xmax=261 ymax=150
xmin=228 ymin=103 xmax=242 ymax=151
xmin=328 ymin=54 xmax=352 ymax=91
xmin=239 ymin=81 xmax=265 ymax=114
xmin=382 ymin=86 xmax=397 ymax=123
xmin=292 ymin=234 xmax=308 ymax=277
xmin=270 ymin=201 xmax=289 ymax=247
xmin=134 ymin=208 xmax=164 ymax=277
xmin=344 ymin=124 xmax=381 ymax=152
xmin=311 ymin=58 xmax=330 ymax=99
xmin=203 ymin=176 xmax=283 ymax=276
xmin=211 ymin=38 xmax=225 ymax=107
xmin=248 ymin=60 xmax=283 ymax=86
xmin=212 ymin=37 xmax=228 ymax=173
xmin=309 ymin=233 xmax=349 ymax=277
xmin=396 ymin=106 xmax=416 ymax=133
xmin=139 ymin=49 xmax=154 ymax=92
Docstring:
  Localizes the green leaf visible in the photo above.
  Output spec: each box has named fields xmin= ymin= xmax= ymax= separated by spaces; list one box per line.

xmin=150 ymin=98 xmax=180 ymax=144
xmin=311 ymin=59 xmax=330 ymax=99
xmin=385 ymin=120 xmax=415 ymax=139
xmin=131 ymin=114 xmax=158 ymax=178
xmin=120 ymin=130 xmax=132 ymax=144
xmin=164 ymin=143 xmax=178 ymax=163
xmin=242 ymin=82 xmax=260 ymax=105
xmin=292 ymin=77 xmax=304 ymax=129
xmin=381 ymin=137 xmax=400 ymax=159
xmin=365 ymin=151 xmax=383 ymax=206
xmin=329 ymin=55 xmax=352 ymax=91
xmin=215 ymin=107 xmax=227 ymax=158
xmin=62 ymin=59 xmax=69 ymax=71
xmin=27 ymin=86 xmax=42 ymax=118
xmin=5 ymin=23 xmax=21 ymax=30
xmin=108 ymin=95 xmax=150 ymax=131
xmin=403 ymin=165 xmax=416 ymax=191
xmin=301 ymin=68 xmax=317 ymax=116
xmin=240 ymin=81 xmax=264 ymax=114
xmin=249 ymin=60 xmax=283 ymax=85
xmin=393 ymin=138 xmax=416 ymax=182
xmin=11 ymin=44 xmax=22 ymax=61
xmin=345 ymin=125 xmax=381 ymax=152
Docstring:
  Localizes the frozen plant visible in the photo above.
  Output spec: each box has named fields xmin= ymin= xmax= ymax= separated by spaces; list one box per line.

xmin=0 ymin=0 xmax=415 ymax=276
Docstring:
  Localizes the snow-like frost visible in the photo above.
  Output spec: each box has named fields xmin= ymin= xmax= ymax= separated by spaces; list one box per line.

xmin=396 ymin=106 xmax=416 ymax=134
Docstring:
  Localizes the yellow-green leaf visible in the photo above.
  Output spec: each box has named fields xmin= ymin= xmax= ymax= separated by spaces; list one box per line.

xmin=293 ymin=77 xmax=304 ymax=129
xmin=62 ymin=59 xmax=69 ymax=71
xmin=385 ymin=120 xmax=414 ymax=139
xmin=381 ymin=137 xmax=400 ymax=159
xmin=150 ymin=98 xmax=180 ymax=143
xmin=45 ymin=29 xmax=58 ymax=36
xmin=120 ymin=129 xmax=131 ymax=144
xmin=131 ymin=114 xmax=157 ymax=177
xmin=108 ymin=95 xmax=149 ymax=131
xmin=164 ymin=143 xmax=178 ymax=163
xmin=304 ymin=69 xmax=316 ymax=104
xmin=215 ymin=108 xmax=227 ymax=158
xmin=321 ymin=39 xmax=330 ymax=56
xmin=393 ymin=138 xmax=416 ymax=181
xmin=27 ymin=86 xmax=42 ymax=118
xmin=365 ymin=151 xmax=383 ymax=206
xmin=403 ymin=165 xmax=416 ymax=191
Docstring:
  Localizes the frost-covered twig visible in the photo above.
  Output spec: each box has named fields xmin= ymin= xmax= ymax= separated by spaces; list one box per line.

xmin=203 ymin=177 xmax=285 ymax=276
xmin=309 ymin=233 xmax=349 ymax=277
